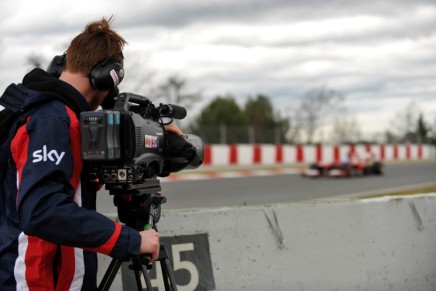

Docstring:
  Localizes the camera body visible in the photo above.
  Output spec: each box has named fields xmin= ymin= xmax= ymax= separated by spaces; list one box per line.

xmin=80 ymin=92 xmax=203 ymax=187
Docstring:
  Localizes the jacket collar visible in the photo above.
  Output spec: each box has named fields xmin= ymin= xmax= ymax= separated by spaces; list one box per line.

xmin=22 ymin=68 xmax=90 ymax=114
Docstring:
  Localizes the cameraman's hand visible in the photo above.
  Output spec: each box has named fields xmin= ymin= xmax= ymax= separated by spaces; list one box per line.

xmin=139 ymin=229 xmax=160 ymax=262
xmin=164 ymin=124 xmax=183 ymax=136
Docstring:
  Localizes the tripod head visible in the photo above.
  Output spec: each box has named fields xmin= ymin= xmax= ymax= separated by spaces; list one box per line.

xmin=107 ymin=178 xmax=166 ymax=231
xmin=99 ymin=178 xmax=178 ymax=291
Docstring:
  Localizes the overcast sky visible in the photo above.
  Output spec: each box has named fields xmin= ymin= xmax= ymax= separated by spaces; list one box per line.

xmin=1 ymin=0 xmax=435 ymax=139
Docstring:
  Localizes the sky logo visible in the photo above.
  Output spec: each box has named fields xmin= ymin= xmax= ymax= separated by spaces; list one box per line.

xmin=144 ymin=135 xmax=159 ymax=149
xmin=32 ymin=145 xmax=65 ymax=165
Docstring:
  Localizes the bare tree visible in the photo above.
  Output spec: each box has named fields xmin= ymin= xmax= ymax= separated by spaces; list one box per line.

xmin=414 ymin=113 xmax=431 ymax=143
xmin=330 ymin=109 xmax=362 ymax=143
xmin=119 ymin=55 xmax=156 ymax=94
xmin=155 ymin=75 xmax=202 ymax=111
xmin=388 ymin=101 xmax=420 ymax=142
xmin=431 ymin=117 xmax=436 ymax=141
xmin=285 ymin=120 xmax=302 ymax=144
xmin=293 ymin=85 xmax=345 ymax=144
xmin=26 ymin=53 xmax=46 ymax=68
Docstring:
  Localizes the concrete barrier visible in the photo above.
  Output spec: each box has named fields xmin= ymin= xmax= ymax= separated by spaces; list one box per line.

xmin=102 ymin=193 xmax=436 ymax=290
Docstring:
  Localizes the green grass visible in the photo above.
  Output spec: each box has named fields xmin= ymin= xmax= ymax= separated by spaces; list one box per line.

xmin=362 ymin=185 xmax=436 ymax=199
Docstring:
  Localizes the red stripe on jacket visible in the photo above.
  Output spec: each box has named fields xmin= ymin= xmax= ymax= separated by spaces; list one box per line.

xmin=11 ymin=116 xmax=31 ymax=204
xmin=25 ymin=237 xmax=57 ymax=290
xmin=85 ymin=222 xmax=122 ymax=255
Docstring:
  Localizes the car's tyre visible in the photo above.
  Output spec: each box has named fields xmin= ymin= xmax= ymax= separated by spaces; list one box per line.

xmin=371 ymin=162 xmax=384 ymax=175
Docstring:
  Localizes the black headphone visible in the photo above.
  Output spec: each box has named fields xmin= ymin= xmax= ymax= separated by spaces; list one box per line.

xmin=46 ymin=54 xmax=124 ymax=91
xmin=46 ymin=54 xmax=66 ymax=78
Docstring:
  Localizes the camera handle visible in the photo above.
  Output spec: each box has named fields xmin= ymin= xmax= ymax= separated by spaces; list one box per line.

xmin=98 ymin=183 xmax=178 ymax=291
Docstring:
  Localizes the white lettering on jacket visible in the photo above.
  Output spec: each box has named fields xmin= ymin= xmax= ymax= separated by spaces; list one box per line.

xmin=32 ymin=145 xmax=65 ymax=165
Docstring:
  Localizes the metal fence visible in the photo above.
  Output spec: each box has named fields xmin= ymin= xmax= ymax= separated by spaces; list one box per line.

xmin=189 ymin=125 xmax=286 ymax=144
xmin=187 ymin=124 xmax=436 ymax=145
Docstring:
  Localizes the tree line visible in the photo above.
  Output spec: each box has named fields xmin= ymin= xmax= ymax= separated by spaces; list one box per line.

xmin=168 ymin=79 xmax=435 ymax=145
xmin=151 ymin=77 xmax=435 ymax=145
xmin=24 ymin=54 xmax=436 ymax=145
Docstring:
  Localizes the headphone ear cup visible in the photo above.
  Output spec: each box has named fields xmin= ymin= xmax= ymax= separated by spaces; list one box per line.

xmin=47 ymin=54 xmax=66 ymax=78
xmin=89 ymin=59 xmax=124 ymax=91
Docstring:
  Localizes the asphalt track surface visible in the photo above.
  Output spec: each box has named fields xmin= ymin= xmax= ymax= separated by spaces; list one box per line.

xmin=96 ymin=161 xmax=436 ymax=214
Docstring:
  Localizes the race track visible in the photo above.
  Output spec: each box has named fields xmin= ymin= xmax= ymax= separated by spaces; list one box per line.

xmin=96 ymin=162 xmax=436 ymax=213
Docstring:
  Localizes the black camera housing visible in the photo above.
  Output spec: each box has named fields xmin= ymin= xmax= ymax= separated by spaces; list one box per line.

xmin=80 ymin=92 xmax=203 ymax=187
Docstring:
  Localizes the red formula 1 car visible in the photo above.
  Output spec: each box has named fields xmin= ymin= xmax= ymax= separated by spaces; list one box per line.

xmin=301 ymin=152 xmax=384 ymax=178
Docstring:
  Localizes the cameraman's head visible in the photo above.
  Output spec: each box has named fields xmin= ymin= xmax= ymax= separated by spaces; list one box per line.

xmin=60 ymin=16 xmax=127 ymax=110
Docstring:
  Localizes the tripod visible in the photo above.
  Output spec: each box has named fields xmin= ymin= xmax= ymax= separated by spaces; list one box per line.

xmin=98 ymin=180 xmax=178 ymax=291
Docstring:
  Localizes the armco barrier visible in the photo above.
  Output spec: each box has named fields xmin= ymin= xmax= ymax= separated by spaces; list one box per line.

xmin=202 ymin=143 xmax=436 ymax=167
xmin=99 ymin=193 xmax=436 ymax=290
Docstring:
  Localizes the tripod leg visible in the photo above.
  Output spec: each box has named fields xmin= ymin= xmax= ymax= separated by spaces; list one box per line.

xmin=140 ymin=262 xmax=154 ymax=290
xmin=98 ymin=258 xmax=123 ymax=291
xmin=133 ymin=269 xmax=143 ymax=290
xmin=158 ymin=245 xmax=178 ymax=291
xmin=131 ymin=256 xmax=154 ymax=291
xmin=161 ymin=258 xmax=178 ymax=291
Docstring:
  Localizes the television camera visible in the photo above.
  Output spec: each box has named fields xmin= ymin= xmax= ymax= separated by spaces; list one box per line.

xmin=80 ymin=92 xmax=204 ymax=190
xmin=80 ymin=92 xmax=204 ymax=291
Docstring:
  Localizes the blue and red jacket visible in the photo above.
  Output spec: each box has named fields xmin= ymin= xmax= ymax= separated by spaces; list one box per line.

xmin=0 ymin=69 xmax=141 ymax=290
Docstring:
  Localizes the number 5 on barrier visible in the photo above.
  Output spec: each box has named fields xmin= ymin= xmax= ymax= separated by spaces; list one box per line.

xmin=151 ymin=243 xmax=199 ymax=291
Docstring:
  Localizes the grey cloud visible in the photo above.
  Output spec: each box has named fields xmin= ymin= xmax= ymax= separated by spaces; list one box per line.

xmin=118 ymin=0 xmax=435 ymax=29
xmin=1 ymin=0 xmax=435 ymax=136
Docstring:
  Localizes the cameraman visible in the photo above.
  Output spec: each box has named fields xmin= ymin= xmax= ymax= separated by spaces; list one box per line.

xmin=0 ymin=17 xmax=178 ymax=290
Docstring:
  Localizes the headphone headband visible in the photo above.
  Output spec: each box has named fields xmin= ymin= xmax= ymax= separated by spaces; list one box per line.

xmin=46 ymin=54 xmax=124 ymax=91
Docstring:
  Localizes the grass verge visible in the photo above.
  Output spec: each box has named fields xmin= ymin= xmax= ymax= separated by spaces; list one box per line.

xmin=362 ymin=185 xmax=436 ymax=199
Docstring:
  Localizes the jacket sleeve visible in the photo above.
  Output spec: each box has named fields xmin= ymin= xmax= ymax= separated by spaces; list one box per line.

xmin=11 ymin=104 xmax=140 ymax=259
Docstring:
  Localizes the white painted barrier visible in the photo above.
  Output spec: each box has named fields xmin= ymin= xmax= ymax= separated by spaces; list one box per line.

xmin=202 ymin=143 xmax=436 ymax=167
xmin=103 ymin=193 xmax=436 ymax=290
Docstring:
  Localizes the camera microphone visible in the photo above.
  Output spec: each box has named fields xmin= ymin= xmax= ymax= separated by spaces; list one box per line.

xmin=159 ymin=104 xmax=187 ymax=120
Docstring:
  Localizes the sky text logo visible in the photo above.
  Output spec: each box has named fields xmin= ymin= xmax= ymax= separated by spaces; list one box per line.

xmin=32 ymin=145 xmax=65 ymax=165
